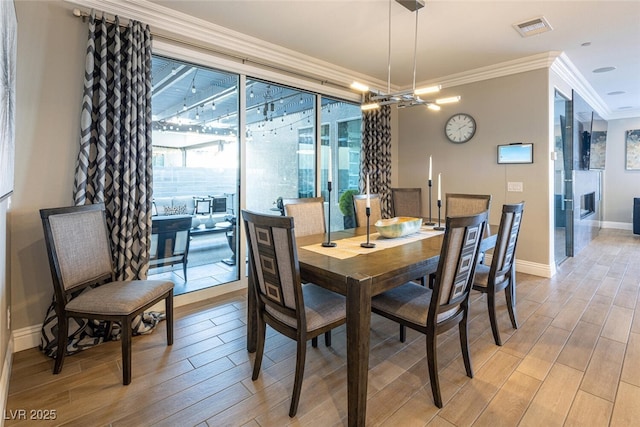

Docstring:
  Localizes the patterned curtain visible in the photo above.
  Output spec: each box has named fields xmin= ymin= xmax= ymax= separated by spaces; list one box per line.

xmin=360 ymin=92 xmax=392 ymax=217
xmin=73 ymin=13 xmax=153 ymax=281
xmin=39 ymin=14 xmax=159 ymax=359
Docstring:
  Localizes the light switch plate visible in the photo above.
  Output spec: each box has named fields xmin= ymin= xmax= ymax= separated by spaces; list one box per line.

xmin=507 ymin=182 xmax=523 ymax=192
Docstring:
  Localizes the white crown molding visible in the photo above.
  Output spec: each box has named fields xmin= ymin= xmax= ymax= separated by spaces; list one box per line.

xmin=66 ymin=0 xmax=639 ymax=119
xmin=64 ymin=0 xmax=389 ymax=94
xmin=412 ymin=51 xmax=562 ymax=91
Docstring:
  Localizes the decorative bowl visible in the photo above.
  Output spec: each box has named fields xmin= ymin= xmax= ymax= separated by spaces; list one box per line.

xmin=374 ymin=217 xmax=422 ymax=238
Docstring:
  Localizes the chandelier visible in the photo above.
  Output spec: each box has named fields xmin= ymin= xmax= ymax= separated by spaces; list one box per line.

xmin=351 ymin=0 xmax=460 ymax=111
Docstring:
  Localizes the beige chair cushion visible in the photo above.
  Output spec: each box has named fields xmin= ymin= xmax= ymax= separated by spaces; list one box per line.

xmin=66 ymin=280 xmax=174 ymax=315
xmin=372 ymin=282 xmax=457 ymax=325
xmin=266 ymin=283 xmax=345 ymax=332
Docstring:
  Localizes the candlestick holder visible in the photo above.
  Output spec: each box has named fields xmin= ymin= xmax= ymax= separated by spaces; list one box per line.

xmin=322 ymin=181 xmax=337 ymax=247
xmin=433 ymin=199 xmax=445 ymax=231
xmin=426 ymin=179 xmax=435 ymax=225
xmin=360 ymin=206 xmax=376 ymax=248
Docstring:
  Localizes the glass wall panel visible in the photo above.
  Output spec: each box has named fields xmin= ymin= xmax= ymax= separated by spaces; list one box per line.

xmin=320 ymin=97 xmax=362 ymax=230
xmin=245 ymin=79 xmax=316 ymax=213
xmin=150 ymin=55 xmax=240 ymax=294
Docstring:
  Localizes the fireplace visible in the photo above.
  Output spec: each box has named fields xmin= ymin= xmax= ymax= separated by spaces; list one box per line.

xmin=580 ymin=192 xmax=596 ymax=219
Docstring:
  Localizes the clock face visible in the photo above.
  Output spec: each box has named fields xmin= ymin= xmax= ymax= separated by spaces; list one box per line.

xmin=445 ymin=113 xmax=476 ymax=143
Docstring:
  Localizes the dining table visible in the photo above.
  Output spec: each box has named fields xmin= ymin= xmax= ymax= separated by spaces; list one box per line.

xmin=246 ymin=222 xmax=497 ymax=426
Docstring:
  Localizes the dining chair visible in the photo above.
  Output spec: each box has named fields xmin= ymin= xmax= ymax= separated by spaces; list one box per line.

xmin=371 ymin=211 xmax=487 ymax=408
xmin=391 ymin=187 xmax=422 ymax=218
xmin=472 ymin=202 xmax=525 ymax=346
xmin=242 ymin=209 xmax=346 ymax=417
xmin=149 ymin=215 xmax=192 ymax=281
xmin=353 ymin=193 xmax=382 ymax=227
xmin=282 ymin=197 xmax=333 ymax=347
xmin=39 ymin=203 xmax=174 ymax=385
xmin=445 ymin=193 xmax=492 ymax=233
xmin=282 ymin=197 xmax=326 ymax=237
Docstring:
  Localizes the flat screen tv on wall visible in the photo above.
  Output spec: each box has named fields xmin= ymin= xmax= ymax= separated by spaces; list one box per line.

xmin=497 ymin=143 xmax=534 ymax=164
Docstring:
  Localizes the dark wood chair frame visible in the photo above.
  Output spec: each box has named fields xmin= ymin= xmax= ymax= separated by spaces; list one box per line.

xmin=472 ymin=202 xmax=525 ymax=346
xmin=372 ymin=212 xmax=487 ymax=408
xmin=40 ymin=203 xmax=174 ymax=385
xmin=242 ymin=209 xmax=346 ymax=417
xmin=150 ymin=215 xmax=192 ymax=281
xmin=282 ymin=197 xmax=332 ymax=346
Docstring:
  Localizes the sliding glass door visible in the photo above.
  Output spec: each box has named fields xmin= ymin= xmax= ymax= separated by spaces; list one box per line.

xmin=150 ymin=56 xmax=240 ymax=294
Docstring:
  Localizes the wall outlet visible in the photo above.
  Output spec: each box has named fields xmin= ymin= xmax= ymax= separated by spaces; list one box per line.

xmin=507 ymin=181 xmax=523 ymax=192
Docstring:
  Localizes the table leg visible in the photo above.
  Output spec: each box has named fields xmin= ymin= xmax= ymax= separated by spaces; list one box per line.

xmin=346 ymin=275 xmax=372 ymax=427
xmin=246 ymin=255 xmax=257 ymax=353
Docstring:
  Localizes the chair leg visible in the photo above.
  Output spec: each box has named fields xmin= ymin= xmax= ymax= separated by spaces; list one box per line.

xmin=165 ymin=292 xmax=174 ymax=345
xmin=252 ymin=315 xmax=266 ymax=381
xmin=459 ymin=315 xmax=474 ymax=378
xmin=311 ymin=336 xmax=318 ymax=347
xmin=183 ymin=260 xmax=188 ymax=282
xmin=324 ymin=331 xmax=332 ymax=347
xmin=487 ymin=292 xmax=502 ymax=346
xmin=426 ymin=331 xmax=442 ymax=408
xmin=122 ymin=316 xmax=133 ymax=385
xmin=289 ymin=337 xmax=307 ymax=417
xmin=54 ymin=314 xmax=68 ymax=375
xmin=505 ymin=270 xmax=519 ymax=330
xmin=399 ymin=325 xmax=406 ymax=343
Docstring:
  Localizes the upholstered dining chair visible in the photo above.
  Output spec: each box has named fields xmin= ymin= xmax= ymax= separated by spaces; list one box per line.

xmin=391 ymin=187 xmax=422 ymax=218
xmin=39 ymin=203 xmax=174 ymax=385
xmin=445 ymin=193 xmax=492 ymax=233
xmin=282 ymin=197 xmax=333 ymax=347
xmin=371 ymin=211 xmax=487 ymax=408
xmin=242 ymin=209 xmax=346 ymax=417
xmin=472 ymin=202 xmax=525 ymax=346
xmin=282 ymin=197 xmax=326 ymax=237
xmin=353 ymin=193 xmax=382 ymax=227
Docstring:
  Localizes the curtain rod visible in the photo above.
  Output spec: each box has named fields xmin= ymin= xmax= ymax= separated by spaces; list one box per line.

xmin=71 ymin=8 xmax=354 ymax=95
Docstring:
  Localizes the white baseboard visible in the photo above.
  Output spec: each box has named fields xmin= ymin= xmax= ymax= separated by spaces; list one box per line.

xmin=1 ymin=335 xmax=14 ymax=427
xmin=601 ymin=221 xmax=633 ymax=231
xmin=13 ymin=281 xmax=248 ymax=353
xmin=484 ymin=254 xmax=553 ymax=278
xmin=13 ymin=325 xmax=41 ymax=353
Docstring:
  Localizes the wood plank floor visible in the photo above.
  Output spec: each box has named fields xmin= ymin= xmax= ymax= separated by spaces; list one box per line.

xmin=6 ymin=229 xmax=640 ymax=426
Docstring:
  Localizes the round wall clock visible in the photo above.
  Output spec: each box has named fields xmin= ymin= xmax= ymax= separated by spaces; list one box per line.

xmin=445 ymin=113 xmax=476 ymax=144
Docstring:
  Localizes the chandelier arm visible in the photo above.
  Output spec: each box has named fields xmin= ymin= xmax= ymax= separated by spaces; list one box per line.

xmin=412 ymin=5 xmax=419 ymax=92
xmin=387 ymin=0 xmax=392 ymax=94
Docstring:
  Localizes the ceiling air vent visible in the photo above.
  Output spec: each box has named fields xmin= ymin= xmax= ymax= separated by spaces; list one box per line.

xmin=513 ymin=16 xmax=553 ymax=37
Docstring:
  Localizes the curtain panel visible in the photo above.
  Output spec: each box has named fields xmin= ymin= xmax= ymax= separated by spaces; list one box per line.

xmin=360 ymin=93 xmax=392 ymax=218
xmin=73 ymin=14 xmax=153 ymax=281
xmin=39 ymin=14 xmax=160 ymax=359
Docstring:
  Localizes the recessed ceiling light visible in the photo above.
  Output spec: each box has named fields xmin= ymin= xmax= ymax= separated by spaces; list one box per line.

xmin=618 ymin=106 xmax=633 ymax=110
xmin=608 ymin=91 xmax=625 ymax=95
xmin=593 ymin=66 xmax=616 ymax=73
xmin=581 ymin=42 xmax=591 ymax=47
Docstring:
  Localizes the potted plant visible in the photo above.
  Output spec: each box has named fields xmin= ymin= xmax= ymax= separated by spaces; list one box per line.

xmin=339 ymin=189 xmax=359 ymax=229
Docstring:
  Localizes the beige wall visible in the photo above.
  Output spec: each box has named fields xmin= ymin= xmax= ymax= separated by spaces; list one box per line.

xmin=603 ymin=117 xmax=640 ymax=225
xmin=12 ymin=0 xmax=85 ymax=330
xmin=396 ymin=70 xmax=551 ymax=267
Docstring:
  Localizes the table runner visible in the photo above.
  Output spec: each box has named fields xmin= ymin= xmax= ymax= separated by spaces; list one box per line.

xmin=300 ymin=226 xmax=444 ymax=260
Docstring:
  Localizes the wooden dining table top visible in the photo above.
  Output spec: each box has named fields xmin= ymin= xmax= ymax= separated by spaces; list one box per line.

xmin=294 ymin=224 xmax=496 ymax=296
xmin=294 ymin=226 xmax=446 ymax=296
